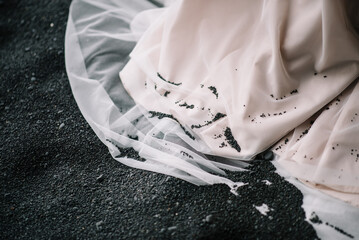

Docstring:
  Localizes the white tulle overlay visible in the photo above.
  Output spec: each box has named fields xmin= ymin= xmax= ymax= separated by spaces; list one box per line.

xmin=120 ymin=0 xmax=359 ymax=205
xmin=65 ymin=0 xmax=248 ymax=194
xmin=65 ymin=0 xmax=359 ymax=237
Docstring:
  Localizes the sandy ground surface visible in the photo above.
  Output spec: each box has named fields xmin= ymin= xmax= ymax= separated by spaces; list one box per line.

xmin=0 ymin=1 xmax=319 ymax=239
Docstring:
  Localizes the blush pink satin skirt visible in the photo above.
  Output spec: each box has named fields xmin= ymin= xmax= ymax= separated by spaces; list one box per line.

xmin=66 ymin=0 xmax=359 ymax=209
xmin=121 ymin=0 xmax=359 ymax=206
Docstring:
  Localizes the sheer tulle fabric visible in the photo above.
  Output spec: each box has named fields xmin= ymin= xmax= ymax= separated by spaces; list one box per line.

xmin=120 ymin=0 xmax=359 ymax=205
xmin=65 ymin=0 xmax=248 ymax=194
xmin=65 ymin=0 xmax=359 ymax=205
xmin=65 ymin=0 xmax=359 ymax=237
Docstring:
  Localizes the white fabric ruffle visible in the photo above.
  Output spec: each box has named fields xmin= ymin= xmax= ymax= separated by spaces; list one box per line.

xmin=65 ymin=0 xmax=359 ymax=237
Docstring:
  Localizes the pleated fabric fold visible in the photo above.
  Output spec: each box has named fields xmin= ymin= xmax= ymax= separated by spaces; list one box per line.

xmin=120 ymin=0 xmax=359 ymax=206
xmin=65 ymin=0 xmax=248 ymax=194
xmin=66 ymin=0 xmax=359 ymax=237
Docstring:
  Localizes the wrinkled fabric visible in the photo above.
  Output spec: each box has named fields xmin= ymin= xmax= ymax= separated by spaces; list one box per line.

xmin=65 ymin=0 xmax=359 ymax=237
xmin=65 ymin=0 xmax=248 ymax=194
xmin=120 ymin=0 xmax=359 ymax=206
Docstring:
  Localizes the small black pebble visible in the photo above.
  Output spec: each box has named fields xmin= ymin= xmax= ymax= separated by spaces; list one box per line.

xmin=263 ymin=151 xmax=274 ymax=161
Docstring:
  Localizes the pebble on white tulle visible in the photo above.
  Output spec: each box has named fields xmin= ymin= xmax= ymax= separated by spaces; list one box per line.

xmin=254 ymin=203 xmax=273 ymax=216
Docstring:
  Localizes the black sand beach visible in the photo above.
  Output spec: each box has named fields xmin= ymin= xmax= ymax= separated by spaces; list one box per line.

xmin=0 ymin=1 xmax=319 ymax=239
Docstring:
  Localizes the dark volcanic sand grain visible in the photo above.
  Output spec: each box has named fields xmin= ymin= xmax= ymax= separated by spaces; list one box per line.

xmin=148 ymin=111 xmax=195 ymax=140
xmin=191 ymin=112 xmax=226 ymax=129
xmin=208 ymin=86 xmax=218 ymax=99
xmin=0 ymin=1 xmax=318 ymax=239
xmin=224 ymin=127 xmax=241 ymax=152
xmin=157 ymin=72 xmax=182 ymax=86
xmin=106 ymin=139 xmax=146 ymax=162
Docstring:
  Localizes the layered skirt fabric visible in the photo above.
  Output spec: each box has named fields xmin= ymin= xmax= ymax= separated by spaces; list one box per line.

xmin=121 ymin=0 xmax=359 ymax=205
xmin=65 ymin=0 xmax=359 ymax=237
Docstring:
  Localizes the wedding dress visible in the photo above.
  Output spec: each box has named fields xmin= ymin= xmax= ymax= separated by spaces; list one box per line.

xmin=65 ymin=0 xmax=359 ymax=238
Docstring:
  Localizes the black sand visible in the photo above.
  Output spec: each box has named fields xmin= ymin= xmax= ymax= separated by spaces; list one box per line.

xmin=0 ymin=1 xmax=319 ymax=239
